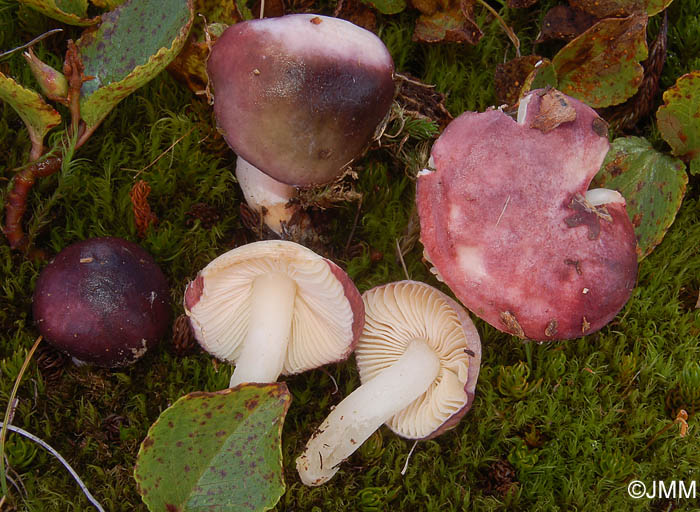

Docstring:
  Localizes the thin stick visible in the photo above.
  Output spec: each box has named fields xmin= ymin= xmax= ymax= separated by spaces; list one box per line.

xmin=0 ymin=29 xmax=63 ymax=60
xmin=259 ymin=0 xmax=265 ymax=18
xmin=0 ymin=336 xmax=42 ymax=497
xmin=0 ymin=423 xmax=105 ymax=512
xmin=126 ymin=126 xmax=195 ymax=178
xmin=401 ymin=440 xmax=419 ymax=475
xmin=396 ymin=238 xmax=410 ymax=281
xmin=495 ymin=195 xmax=510 ymax=226
xmin=344 ymin=197 xmax=363 ymax=254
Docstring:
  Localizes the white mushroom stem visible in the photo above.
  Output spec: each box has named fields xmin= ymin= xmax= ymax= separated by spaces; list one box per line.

xmin=585 ymin=188 xmax=625 ymax=207
xmin=296 ymin=339 xmax=440 ymax=486
xmin=229 ymin=272 xmax=297 ymax=387
xmin=236 ymin=156 xmax=299 ymax=234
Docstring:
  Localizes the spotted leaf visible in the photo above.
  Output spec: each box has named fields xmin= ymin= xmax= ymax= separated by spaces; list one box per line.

xmin=594 ymin=136 xmax=687 ymax=260
xmin=552 ymin=14 xmax=648 ymax=108
xmin=18 ymin=0 xmax=97 ymax=26
xmin=134 ymin=383 xmax=291 ymax=512
xmin=77 ymin=0 xmax=194 ymax=130
xmin=656 ymin=71 xmax=700 ymax=176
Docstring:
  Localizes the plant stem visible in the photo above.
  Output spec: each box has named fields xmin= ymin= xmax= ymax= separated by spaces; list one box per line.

xmin=2 ymin=157 xmax=62 ymax=250
xmin=0 ymin=423 xmax=105 ymax=512
xmin=0 ymin=336 xmax=42 ymax=498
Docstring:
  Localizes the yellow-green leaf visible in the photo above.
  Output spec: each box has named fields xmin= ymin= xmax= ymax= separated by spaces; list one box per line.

xmin=657 ymin=70 xmax=700 ymax=176
xmin=0 ymin=71 xmax=61 ymax=151
xmin=18 ymin=0 xmax=98 ymax=26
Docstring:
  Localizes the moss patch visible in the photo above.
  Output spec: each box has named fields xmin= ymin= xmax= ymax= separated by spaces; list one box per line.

xmin=1 ymin=0 xmax=699 ymax=510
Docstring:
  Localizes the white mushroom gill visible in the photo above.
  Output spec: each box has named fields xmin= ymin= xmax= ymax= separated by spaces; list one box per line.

xmin=185 ymin=241 xmax=357 ymax=385
xmin=296 ymin=281 xmax=479 ymax=487
xmin=360 ymin=283 xmax=472 ymax=439
xmin=295 ymin=339 xmax=440 ymax=486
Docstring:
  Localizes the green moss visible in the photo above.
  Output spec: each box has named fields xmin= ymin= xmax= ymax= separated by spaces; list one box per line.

xmin=1 ymin=0 xmax=699 ymax=511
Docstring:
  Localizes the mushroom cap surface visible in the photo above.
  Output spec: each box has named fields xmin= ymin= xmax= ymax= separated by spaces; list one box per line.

xmin=32 ymin=237 xmax=170 ymax=367
xmin=357 ymin=281 xmax=481 ymax=440
xmin=184 ymin=240 xmax=364 ymax=374
xmin=207 ymin=13 xmax=395 ymax=186
xmin=416 ymin=89 xmax=638 ymax=341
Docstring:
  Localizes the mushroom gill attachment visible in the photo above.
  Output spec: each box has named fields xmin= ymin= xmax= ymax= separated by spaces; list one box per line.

xmin=296 ymin=281 xmax=481 ymax=486
xmin=207 ymin=13 xmax=395 ymax=187
xmin=183 ymin=240 xmax=364 ymax=387
xmin=32 ymin=237 xmax=170 ymax=367
xmin=417 ymin=88 xmax=638 ymax=341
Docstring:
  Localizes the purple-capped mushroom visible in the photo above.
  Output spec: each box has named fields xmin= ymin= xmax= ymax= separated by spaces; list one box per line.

xmin=296 ymin=280 xmax=481 ymax=486
xmin=206 ymin=13 xmax=395 ymax=232
xmin=32 ymin=237 xmax=170 ymax=367
xmin=416 ymin=88 xmax=638 ymax=341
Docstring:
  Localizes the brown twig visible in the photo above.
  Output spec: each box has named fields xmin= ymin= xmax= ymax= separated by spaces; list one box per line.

xmin=2 ymin=157 xmax=62 ymax=250
xmin=2 ymin=40 xmax=95 ymax=251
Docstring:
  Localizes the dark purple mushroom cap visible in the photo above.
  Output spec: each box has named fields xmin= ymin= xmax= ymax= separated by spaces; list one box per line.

xmin=207 ymin=14 xmax=395 ymax=186
xmin=417 ymin=89 xmax=638 ymax=341
xmin=33 ymin=237 xmax=170 ymax=367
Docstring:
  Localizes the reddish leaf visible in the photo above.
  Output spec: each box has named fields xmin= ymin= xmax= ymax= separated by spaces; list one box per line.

xmin=412 ymin=0 xmax=483 ymax=44
xmin=494 ymin=55 xmax=542 ymax=106
xmin=334 ymin=0 xmax=377 ymax=32
xmin=507 ymin=0 xmax=537 ymax=7
xmin=536 ymin=5 xmax=597 ymax=43
xmin=568 ymin=0 xmax=673 ymax=17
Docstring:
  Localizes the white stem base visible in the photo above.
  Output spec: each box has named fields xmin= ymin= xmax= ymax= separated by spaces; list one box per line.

xmin=236 ymin=156 xmax=298 ymax=234
xmin=229 ymin=272 xmax=297 ymax=387
xmin=296 ymin=339 xmax=440 ymax=486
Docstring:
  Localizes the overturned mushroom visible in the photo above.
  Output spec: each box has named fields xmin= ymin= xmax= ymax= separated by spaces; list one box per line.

xmin=207 ymin=13 xmax=395 ymax=233
xmin=416 ymin=88 xmax=638 ymax=341
xmin=296 ymin=280 xmax=481 ymax=486
xmin=184 ymin=240 xmax=364 ymax=386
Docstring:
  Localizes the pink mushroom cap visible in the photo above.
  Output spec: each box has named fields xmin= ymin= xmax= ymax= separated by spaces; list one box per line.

xmin=417 ymin=89 xmax=638 ymax=341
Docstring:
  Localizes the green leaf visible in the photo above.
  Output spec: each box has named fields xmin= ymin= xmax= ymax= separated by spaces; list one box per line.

xmin=552 ymin=14 xmax=648 ymax=108
xmin=521 ymin=58 xmax=558 ymax=98
xmin=77 ymin=0 xmax=194 ymax=130
xmin=594 ymin=136 xmax=688 ymax=260
xmin=18 ymin=0 xmax=97 ymax=26
xmin=363 ymin=0 xmax=406 ymax=15
xmin=0 ymin=71 xmax=61 ymax=152
xmin=656 ymin=70 xmax=700 ymax=176
xmin=134 ymin=383 xmax=291 ymax=512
